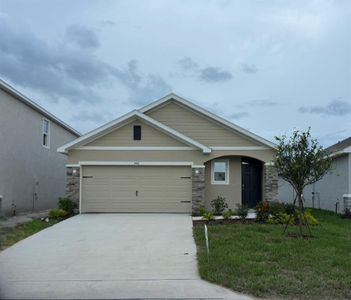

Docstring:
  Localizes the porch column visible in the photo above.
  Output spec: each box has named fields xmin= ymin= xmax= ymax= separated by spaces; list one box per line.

xmin=192 ymin=166 xmax=205 ymax=215
xmin=263 ymin=162 xmax=278 ymax=202
xmin=66 ymin=167 xmax=80 ymax=204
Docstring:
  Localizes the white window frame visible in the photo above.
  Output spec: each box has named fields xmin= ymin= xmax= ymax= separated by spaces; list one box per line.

xmin=42 ymin=118 xmax=50 ymax=149
xmin=211 ymin=159 xmax=229 ymax=185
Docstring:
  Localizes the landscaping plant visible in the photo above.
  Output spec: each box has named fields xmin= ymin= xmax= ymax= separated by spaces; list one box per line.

xmin=202 ymin=211 xmax=215 ymax=222
xmin=222 ymin=209 xmax=234 ymax=220
xmin=235 ymin=204 xmax=249 ymax=223
xmin=210 ymin=196 xmax=228 ymax=215
xmin=58 ymin=197 xmax=78 ymax=215
xmin=255 ymin=200 xmax=270 ymax=222
xmin=274 ymin=128 xmax=331 ymax=237
xmin=48 ymin=209 xmax=68 ymax=219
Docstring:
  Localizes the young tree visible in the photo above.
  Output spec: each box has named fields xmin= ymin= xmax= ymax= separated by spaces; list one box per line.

xmin=274 ymin=128 xmax=331 ymax=237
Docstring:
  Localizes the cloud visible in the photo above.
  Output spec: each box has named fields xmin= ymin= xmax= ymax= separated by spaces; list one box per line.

xmin=111 ymin=60 xmax=172 ymax=105
xmin=0 ymin=15 xmax=171 ymax=105
xmin=177 ymin=57 xmax=199 ymax=71
xmin=245 ymin=99 xmax=279 ymax=106
xmin=229 ymin=112 xmax=249 ymax=119
xmin=72 ymin=111 xmax=113 ymax=123
xmin=298 ymin=99 xmax=351 ymax=116
xmin=199 ymin=67 xmax=233 ymax=82
xmin=100 ymin=20 xmax=116 ymax=27
xmin=65 ymin=24 xmax=100 ymax=49
xmin=241 ymin=64 xmax=258 ymax=74
xmin=174 ymin=57 xmax=233 ymax=82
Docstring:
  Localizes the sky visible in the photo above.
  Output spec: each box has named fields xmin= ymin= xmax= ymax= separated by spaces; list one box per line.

xmin=0 ymin=0 xmax=350 ymax=146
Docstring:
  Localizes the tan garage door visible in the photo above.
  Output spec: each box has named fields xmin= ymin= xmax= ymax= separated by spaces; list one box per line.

xmin=81 ymin=165 xmax=192 ymax=213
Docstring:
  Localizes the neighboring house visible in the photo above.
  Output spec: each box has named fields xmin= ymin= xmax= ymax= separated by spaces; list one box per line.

xmin=0 ymin=79 xmax=80 ymax=216
xmin=58 ymin=93 xmax=277 ymax=214
xmin=278 ymin=137 xmax=351 ymax=213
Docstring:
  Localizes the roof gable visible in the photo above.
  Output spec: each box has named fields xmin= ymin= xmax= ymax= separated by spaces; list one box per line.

xmin=58 ymin=110 xmax=211 ymax=153
xmin=141 ymin=93 xmax=275 ymax=149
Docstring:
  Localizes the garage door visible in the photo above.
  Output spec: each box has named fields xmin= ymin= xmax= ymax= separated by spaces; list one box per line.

xmin=81 ymin=165 xmax=192 ymax=213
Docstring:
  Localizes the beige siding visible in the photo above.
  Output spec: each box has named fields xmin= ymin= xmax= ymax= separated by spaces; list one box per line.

xmin=204 ymin=157 xmax=242 ymax=210
xmin=81 ymin=166 xmax=191 ymax=213
xmin=86 ymin=119 xmax=186 ymax=147
xmin=147 ymin=101 xmax=260 ymax=147
xmin=68 ymin=149 xmax=275 ymax=165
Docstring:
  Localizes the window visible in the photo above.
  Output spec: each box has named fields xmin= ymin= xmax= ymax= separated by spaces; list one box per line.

xmin=211 ymin=160 xmax=229 ymax=184
xmin=133 ymin=125 xmax=141 ymax=140
xmin=42 ymin=118 xmax=50 ymax=148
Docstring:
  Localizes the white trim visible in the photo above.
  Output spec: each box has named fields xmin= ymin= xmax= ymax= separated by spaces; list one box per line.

xmin=0 ymin=78 xmax=80 ymax=136
xmin=343 ymin=194 xmax=351 ymax=198
xmin=76 ymin=146 xmax=197 ymax=151
xmin=264 ymin=161 xmax=275 ymax=166
xmin=58 ymin=110 xmax=211 ymax=154
xmin=192 ymin=165 xmax=206 ymax=168
xmin=140 ymin=93 xmax=276 ymax=149
xmin=42 ymin=118 xmax=50 ymax=149
xmin=78 ymin=161 xmax=194 ymax=166
xmin=211 ymin=159 xmax=230 ymax=185
xmin=79 ymin=165 xmax=82 ymax=214
xmin=66 ymin=164 xmax=80 ymax=167
xmin=211 ymin=146 xmax=270 ymax=151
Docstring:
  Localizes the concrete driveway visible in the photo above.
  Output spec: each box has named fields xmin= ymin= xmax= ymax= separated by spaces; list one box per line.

xmin=0 ymin=214 xmax=252 ymax=299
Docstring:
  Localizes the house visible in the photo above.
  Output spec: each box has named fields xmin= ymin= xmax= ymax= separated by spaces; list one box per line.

xmin=58 ymin=93 xmax=277 ymax=214
xmin=278 ymin=137 xmax=351 ymax=213
xmin=0 ymin=79 xmax=80 ymax=216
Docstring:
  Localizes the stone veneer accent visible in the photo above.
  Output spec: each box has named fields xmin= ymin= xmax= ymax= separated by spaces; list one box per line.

xmin=66 ymin=167 xmax=80 ymax=204
xmin=263 ymin=164 xmax=278 ymax=202
xmin=192 ymin=167 xmax=205 ymax=215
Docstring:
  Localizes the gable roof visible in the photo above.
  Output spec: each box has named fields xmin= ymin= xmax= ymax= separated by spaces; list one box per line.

xmin=325 ymin=136 xmax=351 ymax=155
xmin=0 ymin=78 xmax=80 ymax=137
xmin=140 ymin=93 xmax=276 ymax=149
xmin=57 ymin=110 xmax=211 ymax=154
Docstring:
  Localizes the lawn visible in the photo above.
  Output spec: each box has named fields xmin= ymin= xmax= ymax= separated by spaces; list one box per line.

xmin=193 ymin=209 xmax=351 ymax=299
xmin=0 ymin=219 xmax=57 ymax=251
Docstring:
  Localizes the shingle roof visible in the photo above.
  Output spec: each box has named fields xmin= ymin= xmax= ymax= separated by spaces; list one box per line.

xmin=325 ymin=136 xmax=351 ymax=154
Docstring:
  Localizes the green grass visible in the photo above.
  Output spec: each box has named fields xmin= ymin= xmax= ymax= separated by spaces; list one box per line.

xmin=0 ymin=219 xmax=57 ymax=251
xmin=193 ymin=209 xmax=351 ymax=299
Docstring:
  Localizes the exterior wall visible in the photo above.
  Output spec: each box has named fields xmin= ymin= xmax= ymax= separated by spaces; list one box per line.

xmin=86 ymin=119 xmax=186 ymax=147
xmin=68 ymin=149 xmax=275 ymax=165
xmin=147 ymin=101 xmax=261 ymax=147
xmin=204 ymin=157 xmax=242 ymax=211
xmin=192 ymin=167 xmax=205 ymax=215
xmin=278 ymin=154 xmax=350 ymax=213
xmin=0 ymin=88 xmax=77 ymax=215
xmin=263 ymin=164 xmax=278 ymax=202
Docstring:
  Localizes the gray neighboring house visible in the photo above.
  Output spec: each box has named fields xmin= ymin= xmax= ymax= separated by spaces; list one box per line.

xmin=278 ymin=137 xmax=351 ymax=213
xmin=0 ymin=79 xmax=80 ymax=216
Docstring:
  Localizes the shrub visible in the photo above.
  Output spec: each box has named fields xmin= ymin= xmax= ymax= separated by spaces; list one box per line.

xmin=48 ymin=209 xmax=68 ymax=219
xmin=303 ymin=209 xmax=318 ymax=225
xmin=222 ymin=209 xmax=234 ymax=220
xmin=58 ymin=197 xmax=78 ymax=215
xmin=236 ymin=204 xmax=249 ymax=222
xmin=267 ymin=212 xmax=294 ymax=225
xmin=268 ymin=202 xmax=285 ymax=217
xmin=255 ymin=200 xmax=270 ymax=222
xmin=210 ymin=196 xmax=228 ymax=215
xmin=199 ymin=207 xmax=206 ymax=217
xmin=202 ymin=211 xmax=215 ymax=221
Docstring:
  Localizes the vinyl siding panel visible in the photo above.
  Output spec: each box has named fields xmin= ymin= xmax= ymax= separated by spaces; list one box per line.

xmin=81 ymin=166 xmax=191 ymax=213
xmin=147 ymin=101 xmax=260 ymax=147
xmin=204 ymin=157 xmax=242 ymax=210
xmin=86 ymin=119 xmax=186 ymax=147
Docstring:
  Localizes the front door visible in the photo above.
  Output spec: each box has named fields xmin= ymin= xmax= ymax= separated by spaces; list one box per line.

xmin=241 ymin=157 xmax=262 ymax=208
